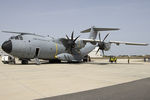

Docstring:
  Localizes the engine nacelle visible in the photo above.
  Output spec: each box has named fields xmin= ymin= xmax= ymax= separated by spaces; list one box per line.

xmin=75 ymin=40 xmax=86 ymax=49
xmin=104 ymin=43 xmax=111 ymax=51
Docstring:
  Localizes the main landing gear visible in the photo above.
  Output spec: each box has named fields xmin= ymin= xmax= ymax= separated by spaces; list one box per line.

xmin=83 ymin=55 xmax=91 ymax=62
xmin=49 ymin=59 xmax=61 ymax=63
xmin=21 ymin=59 xmax=29 ymax=64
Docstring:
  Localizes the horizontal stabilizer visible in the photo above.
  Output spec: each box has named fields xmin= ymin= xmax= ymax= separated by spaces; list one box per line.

xmin=81 ymin=28 xmax=120 ymax=33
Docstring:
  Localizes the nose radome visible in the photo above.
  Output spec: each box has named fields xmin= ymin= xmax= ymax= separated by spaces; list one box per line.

xmin=2 ymin=40 xmax=12 ymax=53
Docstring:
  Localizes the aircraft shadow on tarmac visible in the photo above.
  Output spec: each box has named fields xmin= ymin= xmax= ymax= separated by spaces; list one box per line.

xmin=37 ymin=77 xmax=150 ymax=100
xmin=87 ymin=61 xmax=144 ymax=65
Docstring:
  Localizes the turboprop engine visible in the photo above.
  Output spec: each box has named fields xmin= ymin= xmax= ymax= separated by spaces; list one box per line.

xmin=96 ymin=33 xmax=111 ymax=56
xmin=75 ymin=40 xmax=86 ymax=49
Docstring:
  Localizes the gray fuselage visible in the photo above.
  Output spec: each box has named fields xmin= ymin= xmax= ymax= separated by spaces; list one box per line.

xmin=9 ymin=35 xmax=96 ymax=60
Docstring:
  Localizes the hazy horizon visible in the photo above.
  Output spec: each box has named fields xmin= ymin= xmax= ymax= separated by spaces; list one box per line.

xmin=0 ymin=0 xmax=150 ymax=56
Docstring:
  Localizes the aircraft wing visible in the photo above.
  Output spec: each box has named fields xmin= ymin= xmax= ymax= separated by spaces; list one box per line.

xmin=78 ymin=39 xmax=148 ymax=46
xmin=2 ymin=31 xmax=35 ymax=35
xmin=109 ymin=41 xmax=149 ymax=46
xmin=1 ymin=31 xmax=44 ymax=37
xmin=80 ymin=38 xmax=99 ymax=42
xmin=60 ymin=38 xmax=148 ymax=46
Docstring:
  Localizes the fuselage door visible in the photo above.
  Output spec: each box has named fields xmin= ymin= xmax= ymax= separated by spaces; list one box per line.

xmin=34 ymin=48 xmax=40 ymax=58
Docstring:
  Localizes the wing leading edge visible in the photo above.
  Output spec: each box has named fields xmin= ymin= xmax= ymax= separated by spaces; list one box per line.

xmin=1 ymin=31 xmax=44 ymax=37
xmin=109 ymin=41 xmax=149 ymax=46
xmin=76 ymin=39 xmax=148 ymax=46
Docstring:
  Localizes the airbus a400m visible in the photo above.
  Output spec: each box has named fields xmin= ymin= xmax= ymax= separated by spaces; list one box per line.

xmin=1 ymin=26 xmax=148 ymax=64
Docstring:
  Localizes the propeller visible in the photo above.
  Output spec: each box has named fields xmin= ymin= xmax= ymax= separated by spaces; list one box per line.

xmin=66 ymin=31 xmax=80 ymax=53
xmin=96 ymin=32 xmax=110 ymax=56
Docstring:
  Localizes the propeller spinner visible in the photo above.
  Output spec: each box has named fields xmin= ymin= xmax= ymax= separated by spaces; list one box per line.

xmin=66 ymin=31 xmax=80 ymax=54
xmin=96 ymin=32 xmax=110 ymax=56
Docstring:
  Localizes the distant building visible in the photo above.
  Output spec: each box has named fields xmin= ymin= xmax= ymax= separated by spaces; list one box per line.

xmin=88 ymin=47 xmax=102 ymax=58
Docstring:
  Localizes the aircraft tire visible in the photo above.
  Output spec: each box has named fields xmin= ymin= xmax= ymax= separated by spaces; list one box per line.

xmin=49 ymin=59 xmax=61 ymax=63
xmin=21 ymin=59 xmax=28 ymax=64
xmin=2 ymin=61 xmax=7 ymax=64
xmin=88 ymin=56 xmax=91 ymax=62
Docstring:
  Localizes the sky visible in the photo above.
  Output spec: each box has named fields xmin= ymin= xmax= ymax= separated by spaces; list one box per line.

xmin=0 ymin=0 xmax=150 ymax=55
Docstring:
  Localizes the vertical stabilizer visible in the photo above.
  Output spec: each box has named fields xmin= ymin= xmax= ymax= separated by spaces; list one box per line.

xmin=88 ymin=26 xmax=97 ymax=39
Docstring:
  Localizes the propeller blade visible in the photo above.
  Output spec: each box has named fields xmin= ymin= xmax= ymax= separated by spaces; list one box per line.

xmin=96 ymin=48 xmax=100 ymax=55
xmin=71 ymin=31 xmax=74 ymax=41
xmin=73 ymin=35 xmax=80 ymax=42
xmin=102 ymin=50 xmax=105 ymax=56
xmin=103 ymin=33 xmax=110 ymax=42
xmin=66 ymin=35 xmax=69 ymax=40
xmin=70 ymin=47 xmax=72 ymax=53
xmin=99 ymin=32 xmax=101 ymax=41
xmin=66 ymin=31 xmax=80 ymax=54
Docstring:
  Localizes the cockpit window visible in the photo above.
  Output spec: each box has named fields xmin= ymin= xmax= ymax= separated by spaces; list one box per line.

xmin=15 ymin=36 xmax=19 ymax=40
xmin=9 ymin=35 xmax=23 ymax=40
xmin=10 ymin=36 xmax=15 ymax=40
xmin=18 ymin=35 xmax=23 ymax=40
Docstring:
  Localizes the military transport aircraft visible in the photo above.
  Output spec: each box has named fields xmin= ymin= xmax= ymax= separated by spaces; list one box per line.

xmin=1 ymin=26 xmax=148 ymax=64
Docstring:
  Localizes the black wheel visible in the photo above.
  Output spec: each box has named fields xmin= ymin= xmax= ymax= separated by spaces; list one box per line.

xmin=21 ymin=60 xmax=28 ymax=64
xmin=56 ymin=59 xmax=61 ymax=63
xmin=83 ymin=55 xmax=90 ymax=62
xmin=111 ymin=61 xmax=113 ymax=63
xmin=88 ymin=56 xmax=91 ymax=62
xmin=83 ymin=59 xmax=87 ymax=62
xmin=3 ymin=62 xmax=6 ymax=64
xmin=49 ymin=59 xmax=61 ymax=63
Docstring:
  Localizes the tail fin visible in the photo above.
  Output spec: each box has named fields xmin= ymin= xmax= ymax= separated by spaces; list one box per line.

xmin=80 ymin=26 xmax=119 ymax=39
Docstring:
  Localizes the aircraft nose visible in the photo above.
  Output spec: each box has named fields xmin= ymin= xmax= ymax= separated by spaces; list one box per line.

xmin=2 ymin=40 xmax=12 ymax=53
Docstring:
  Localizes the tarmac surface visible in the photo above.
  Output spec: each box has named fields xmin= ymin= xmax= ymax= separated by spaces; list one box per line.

xmin=39 ymin=77 xmax=150 ymax=100
xmin=0 ymin=58 xmax=150 ymax=100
